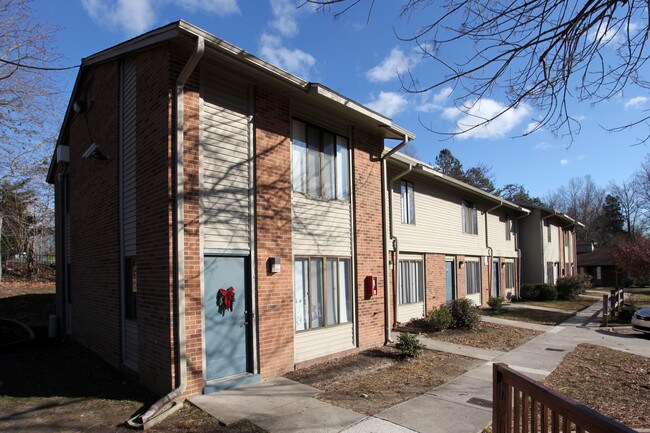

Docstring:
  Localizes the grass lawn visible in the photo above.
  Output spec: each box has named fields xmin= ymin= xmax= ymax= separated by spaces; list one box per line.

xmin=0 ymin=281 xmax=264 ymax=432
xmin=543 ymin=343 xmax=650 ymax=429
xmin=586 ymin=287 xmax=650 ymax=306
xmin=481 ymin=308 xmax=573 ymax=325
xmin=512 ymin=299 xmax=594 ymax=311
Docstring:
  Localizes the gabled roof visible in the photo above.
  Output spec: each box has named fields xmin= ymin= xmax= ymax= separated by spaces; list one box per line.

xmin=577 ymin=247 xmax=614 ymax=267
xmin=47 ymin=20 xmax=415 ymax=183
xmin=513 ymin=202 xmax=584 ymax=227
xmin=386 ymin=150 xmax=530 ymax=215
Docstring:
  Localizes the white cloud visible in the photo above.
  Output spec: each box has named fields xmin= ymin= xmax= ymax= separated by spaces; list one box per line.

xmin=524 ymin=121 xmax=542 ymax=135
xmin=534 ymin=142 xmax=557 ymax=150
xmin=366 ymin=91 xmax=408 ymax=118
xmin=366 ymin=47 xmax=419 ymax=83
xmin=442 ymin=106 xmax=462 ymax=120
xmin=416 ymin=87 xmax=453 ymax=112
xmin=81 ymin=0 xmax=239 ymax=35
xmin=624 ymin=96 xmax=649 ymax=110
xmin=269 ymin=0 xmax=300 ymax=37
xmin=589 ymin=21 xmax=641 ymax=46
xmin=259 ymin=33 xmax=316 ymax=78
xmin=560 ymin=159 xmax=569 ymax=166
xmin=450 ymin=99 xmax=531 ymax=140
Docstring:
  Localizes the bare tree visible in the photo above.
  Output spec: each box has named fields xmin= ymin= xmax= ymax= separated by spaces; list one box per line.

xmin=306 ymin=0 xmax=650 ymax=142
xmin=545 ymin=175 xmax=606 ymax=242
xmin=610 ymin=177 xmax=643 ymax=237
xmin=635 ymin=155 xmax=650 ymax=231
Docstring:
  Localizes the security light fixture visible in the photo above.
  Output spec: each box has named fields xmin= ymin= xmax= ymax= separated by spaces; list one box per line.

xmin=82 ymin=142 xmax=109 ymax=160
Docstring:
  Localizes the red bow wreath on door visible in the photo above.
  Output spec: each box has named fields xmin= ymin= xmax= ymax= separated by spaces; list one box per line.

xmin=217 ymin=286 xmax=236 ymax=314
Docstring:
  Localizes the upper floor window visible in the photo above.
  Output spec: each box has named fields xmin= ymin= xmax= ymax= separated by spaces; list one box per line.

xmin=505 ymin=214 xmax=512 ymax=241
xmin=462 ymin=201 xmax=478 ymax=234
xmin=292 ymin=120 xmax=350 ymax=200
xmin=400 ymin=180 xmax=415 ymax=224
xmin=546 ymin=221 xmax=553 ymax=242
xmin=563 ymin=230 xmax=570 ymax=247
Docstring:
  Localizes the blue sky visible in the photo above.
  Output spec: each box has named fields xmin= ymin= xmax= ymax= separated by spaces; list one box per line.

xmin=32 ymin=0 xmax=649 ymax=199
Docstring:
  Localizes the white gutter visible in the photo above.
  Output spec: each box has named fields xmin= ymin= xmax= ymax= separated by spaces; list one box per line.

xmin=381 ymin=137 xmax=410 ymax=343
xmin=128 ymin=35 xmax=205 ymax=429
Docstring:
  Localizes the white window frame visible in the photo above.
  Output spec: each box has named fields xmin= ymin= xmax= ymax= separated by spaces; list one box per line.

xmin=462 ymin=201 xmax=478 ymax=235
xmin=398 ymin=259 xmax=424 ymax=304
xmin=291 ymin=120 xmax=350 ymax=201
xmin=294 ymin=256 xmax=353 ymax=332
xmin=465 ymin=261 xmax=481 ymax=295
xmin=504 ymin=262 xmax=515 ymax=289
xmin=400 ymin=180 xmax=415 ymax=224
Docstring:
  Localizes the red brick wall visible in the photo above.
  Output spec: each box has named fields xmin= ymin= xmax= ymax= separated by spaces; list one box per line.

xmin=425 ymin=254 xmax=446 ymax=309
xmin=456 ymin=255 xmax=466 ymax=299
xmin=65 ymin=59 xmax=121 ymax=367
xmin=352 ymin=127 xmax=385 ymax=348
xmin=254 ymin=86 xmax=294 ymax=378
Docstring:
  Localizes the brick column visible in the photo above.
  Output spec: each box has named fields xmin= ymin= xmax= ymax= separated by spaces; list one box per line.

xmin=425 ymin=253 xmax=446 ymax=309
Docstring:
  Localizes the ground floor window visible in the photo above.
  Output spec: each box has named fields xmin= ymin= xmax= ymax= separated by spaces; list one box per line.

xmin=466 ymin=261 xmax=481 ymax=295
xmin=398 ymin=259 xmax=423 ymax=304
xmin=546 ymin=261 xmax=554 ymax=283
xmin=294 ymin=257 xmax=352 ymax=331
xmin=504 ymin=262 xmax=515 ymax=289
xmin=596 ymin=266 xmax=602 ymax=280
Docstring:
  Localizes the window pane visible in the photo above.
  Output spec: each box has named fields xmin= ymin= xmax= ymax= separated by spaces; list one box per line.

xmin=471 ymin=204 xmax=477 ymax=234
xmin=339 ymin=259 xmax=352 ymax=323
xmin=292 ymin=120 xmax=307 ymax=193
xmin=462 ymin=202 xmax=467 ymax=233
xmin=466 ymin=262 xmax=480 ymax=294
xmin=294 ymin=259 xmax=309 ymax=331
xmin=307 ymin=126 xmax=321 ymax=197
xmin=326 ymin=258 xmax=338 ymax=325
xmin=309 ymin=258 xmax=324 ymax=328
xmin=323 ymin=133 xmax=335 ymax=200
xmin=336 ymin=137 xmax=350 ymax=199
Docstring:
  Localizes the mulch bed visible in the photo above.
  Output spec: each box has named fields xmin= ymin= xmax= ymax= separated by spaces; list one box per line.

xmin=285 ymin=346 xmax=482 ymax=415
xmin=543 ymin=343 xmax=650 ymax=429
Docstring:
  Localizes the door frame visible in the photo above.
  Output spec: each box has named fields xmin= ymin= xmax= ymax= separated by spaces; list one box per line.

xmin=445 ymin=258 xmax=456 ymax=301
xmin=201 ymin=250 xmax=257 ymax=383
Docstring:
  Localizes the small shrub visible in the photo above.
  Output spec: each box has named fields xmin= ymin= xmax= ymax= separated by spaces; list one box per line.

xmin=427 ymin=305 xmax=453 ymax=331
xmin=618 ymin=306 xmax=640 ymax=323
xmin=395 ymin=332 xmax=424 ymax=358
xmin=488 ymin=296 xmax=504 ymax=312
xmin=447 ymin=298 xmax=481 ymax=329
xmin=556 ymin=275 xmax=592 ymax=300
xmin=521 ymin=283 xmax=557 ymax=301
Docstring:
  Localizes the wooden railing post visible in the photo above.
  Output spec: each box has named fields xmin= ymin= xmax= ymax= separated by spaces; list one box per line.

xmin=602 ymin=294 xmax=609 ymax=326
xmin=493 ymin=363 xmax=507 ymax=433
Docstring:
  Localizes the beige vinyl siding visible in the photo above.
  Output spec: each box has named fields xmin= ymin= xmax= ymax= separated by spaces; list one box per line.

xmin=124 ymin=319 xmax=138 ymax=371
xmin=122 ymin=59 xmax=137 ymax=257
xmin=201 ymin=68 xmax=251 ymax=251
xmin=486 ymin=210 xmax=517 ymax=258
xmin=543 ymin=221 xmax=561 ymax=264
xmin=397 ymin=302 xmax=425 ymax=323
xmin=294 ymin=323 xmax=354 ymax=363
xmin=292 ymin=193 xmax=352 ymax=257
xmin=391 ymin=171 xmax=487 ymax=256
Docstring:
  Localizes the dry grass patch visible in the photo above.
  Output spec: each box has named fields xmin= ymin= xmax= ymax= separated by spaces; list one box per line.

xmin=480 ymin=308 xmax=572 ymax=325
xmin=543 ymin=343 xmax=650 ymax=429
xmin=422 ymin=321 xmax=541 ymax=352
xmin=285 ymin=346 xmax=481 ymax=415
xmin=513 ymin=299 xmax=594 ymax=311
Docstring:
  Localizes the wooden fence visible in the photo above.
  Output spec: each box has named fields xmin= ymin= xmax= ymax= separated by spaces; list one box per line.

xmin=601 ymin=289 xmax=624 ymax=327
xmin=493 ymin=363 xmax=636 ymax=433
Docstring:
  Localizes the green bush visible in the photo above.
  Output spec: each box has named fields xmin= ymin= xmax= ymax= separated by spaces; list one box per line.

xmin=556 ymin=275 xmax=592 ymax=300
xmin=618 ymin=306 xmax=640 ymax=323
xmin=447 ymin=298 xmax=480 ymax=329
xmin=427 ymin=305 xmax=453 ymax=331
xmin=395 ymin=332 xmax=424 ymax=358
xmin=488 ymin=296 xmax=504 ymax=312
xmin=520 ymin=283 xmax=557 ymax=301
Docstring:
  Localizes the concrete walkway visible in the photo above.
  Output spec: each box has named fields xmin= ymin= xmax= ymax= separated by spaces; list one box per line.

xmin=192 ymin=301 xmax=650 ymax=433
xmin=480 ymin=315 xmax=552 ymax=331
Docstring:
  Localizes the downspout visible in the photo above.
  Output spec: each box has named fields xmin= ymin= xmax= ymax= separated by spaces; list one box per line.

xmin=127 ymin=35 xmax=204 ymax=429
xmin=380 ymin=138 xmax=410 ymax=344
xmin=387 ymin=162 xmax=412 ymax=336
xmin=483 ymin=201 xmax=503 ymax=298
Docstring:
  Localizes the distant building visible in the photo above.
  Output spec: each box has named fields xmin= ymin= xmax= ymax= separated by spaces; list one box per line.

xmin=577 ymin=243 xmax=620 ymax=287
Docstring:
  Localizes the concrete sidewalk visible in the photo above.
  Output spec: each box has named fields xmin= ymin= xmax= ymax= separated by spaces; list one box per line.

xmin=192 ymin=301 xmax=650 ymax=432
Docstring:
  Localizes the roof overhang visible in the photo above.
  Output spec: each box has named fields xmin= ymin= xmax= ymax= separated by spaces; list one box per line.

xmin=47 ymin=21 xmax=415 ymax=183
xmin=387 ymin=151 xmax=530 ymax=215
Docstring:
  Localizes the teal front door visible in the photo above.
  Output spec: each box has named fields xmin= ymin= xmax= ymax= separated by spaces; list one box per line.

xmin=493 ymin=261 xmax=500 ymax=297
xmin=445 ymin=261 xmax=455 ymax=301
xmin=204 ymin=256 xmax=250 ymax=381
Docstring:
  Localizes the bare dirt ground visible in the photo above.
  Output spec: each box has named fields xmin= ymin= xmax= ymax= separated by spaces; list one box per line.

xmin=543 ymin=343 xmax=650 ymax=429
xmin=0 ymin=281 xmax=265 ymax=432
xmin=420 ymin=321 xmax=541 ymax=351
xmin=285 ymin=346 xmax=482 ymax=415
xmin=479 ymin=308 xmax=573 ymax=325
